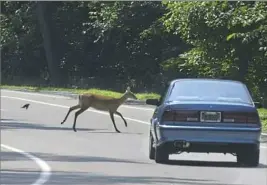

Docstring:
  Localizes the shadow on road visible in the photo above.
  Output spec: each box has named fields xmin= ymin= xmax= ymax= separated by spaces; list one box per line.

xmin=2 ymin=148 xmax=266 ymax=169
xmin=0 ymin=118 xmax=108 ymax=132
xmin=1 ymin=150 xmax=147 ymax=164
xmin=165 ymin=159 xmax=267 ymax=169
xmin=0 ymin=118 xmax=142 ymax=134
xmin=0 ymin=169 xmax=245 ymax=185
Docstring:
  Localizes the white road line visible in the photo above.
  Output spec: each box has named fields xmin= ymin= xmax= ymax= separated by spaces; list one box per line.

xmin=1 ymin=89 xmax=69 ymax=99
xmin=1 ymin=89 xmax=155 ymax=111
xmin=1 ymin=95 xmax=150 ymax=125
xmin=1 ymin=144 xmax=51 ymax=185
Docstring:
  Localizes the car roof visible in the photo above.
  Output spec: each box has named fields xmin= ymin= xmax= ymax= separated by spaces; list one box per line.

xmin=169 ymin=78 xmax=244 ymax=86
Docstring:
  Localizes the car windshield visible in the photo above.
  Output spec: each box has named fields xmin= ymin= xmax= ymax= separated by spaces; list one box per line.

xmin=168 ymin=80 xmax=253 ymax=105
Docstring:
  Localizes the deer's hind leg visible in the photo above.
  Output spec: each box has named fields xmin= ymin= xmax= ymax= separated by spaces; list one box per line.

xmin=61 ymin=104 xmax=80 ymax=125
xmin=72 ymin=107 xmax=88 ymax=132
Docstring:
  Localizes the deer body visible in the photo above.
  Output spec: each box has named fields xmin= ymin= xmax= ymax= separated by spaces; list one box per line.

xmin=60 ymin=87 xmax=137 ymax=132
xmin=79 ymin=94 xmax=124 ymax=111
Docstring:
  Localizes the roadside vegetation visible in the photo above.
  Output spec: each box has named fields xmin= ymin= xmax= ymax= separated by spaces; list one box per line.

xmin=258 ymin=109 xmax=267 ymax=132
xmin=1 ymin=84 xmax=266 ymax=132
xmin=1 ymin=2 xmax=266 ymax=131
xmin=0 ymin=85 xmax=160 ymax=100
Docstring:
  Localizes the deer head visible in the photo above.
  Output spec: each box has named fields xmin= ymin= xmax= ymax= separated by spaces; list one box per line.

xmin=124 ymin=86 xmax=138 ymax=100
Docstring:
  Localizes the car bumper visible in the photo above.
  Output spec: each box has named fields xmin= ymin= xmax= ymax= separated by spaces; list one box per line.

xmin=155 ymin=124 xmax=261 ymax=153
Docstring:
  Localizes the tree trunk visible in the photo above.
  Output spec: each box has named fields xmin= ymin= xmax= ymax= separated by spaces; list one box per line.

xmin=235 ymin=45 xmax=250 ymax=83
xmin=36 ymin=2 xmax=63 ymax=85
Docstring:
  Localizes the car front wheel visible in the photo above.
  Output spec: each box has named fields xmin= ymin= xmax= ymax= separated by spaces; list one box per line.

xmin=149 ymin=133 xmax=155 ymax=160
xmin=236 ymin=148 xmax=259 ymax=167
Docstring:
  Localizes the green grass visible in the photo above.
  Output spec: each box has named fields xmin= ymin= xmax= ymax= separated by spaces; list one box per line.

xmin=1 ymin=84 xmax=266 ymax=132
xmin=258 ymin=108 xmax=267 ymax=132
xmin=0 ymin=85 xmax=160 ymax=100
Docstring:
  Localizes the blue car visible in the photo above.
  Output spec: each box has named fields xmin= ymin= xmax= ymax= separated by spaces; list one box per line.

xmin=146 ymin=78 xmax=262 ymax=166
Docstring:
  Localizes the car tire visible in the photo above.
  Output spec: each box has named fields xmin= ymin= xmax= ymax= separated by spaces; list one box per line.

xmin=155 ymin=145 xmax=169 ymax=164
xmin=149 ymin=133 xmax=155 ymax=160
xmin=237 ymin=148 xmax=259 ymax=167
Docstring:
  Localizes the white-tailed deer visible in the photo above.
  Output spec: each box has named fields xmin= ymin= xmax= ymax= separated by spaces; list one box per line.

xmin=60 ymin=87 xmax=138 ymax=132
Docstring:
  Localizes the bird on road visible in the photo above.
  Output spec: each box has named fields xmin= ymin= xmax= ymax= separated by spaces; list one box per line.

xmin=21 ymin=103 xmax=30 ymax=109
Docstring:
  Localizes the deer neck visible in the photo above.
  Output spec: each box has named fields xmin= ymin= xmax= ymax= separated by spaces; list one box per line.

xmin=118 ymin=93 xmax=128 ymax=105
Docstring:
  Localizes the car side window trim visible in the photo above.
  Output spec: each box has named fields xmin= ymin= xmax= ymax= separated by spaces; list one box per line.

xmin=159 ymin=83 xmax=174 ymax=105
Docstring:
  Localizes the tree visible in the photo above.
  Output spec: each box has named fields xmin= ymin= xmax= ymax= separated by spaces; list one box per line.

xmin=161 ymin=1 xmax=267 ymax=99
xmin=36 ymin=2 xmax=64 ymax=84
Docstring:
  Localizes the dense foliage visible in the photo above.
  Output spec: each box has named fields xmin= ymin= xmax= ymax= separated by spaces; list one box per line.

xmin=1 ymin=1 xmax=266 ymax=101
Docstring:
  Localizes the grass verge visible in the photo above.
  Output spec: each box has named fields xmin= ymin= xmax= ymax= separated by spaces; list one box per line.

xmin=0 ymin=85 xmax=160 ymax=100
xmin=1 ymin=84 xmax=266 ymax=132
xmin=258 ymin=108 xmax=267 ymax=133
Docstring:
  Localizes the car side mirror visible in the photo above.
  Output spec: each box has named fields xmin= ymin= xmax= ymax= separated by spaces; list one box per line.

xmin=254 ymin=102 xmax=263 ymax=108
xmin=146 ymin=99 xmax=160 ymax=106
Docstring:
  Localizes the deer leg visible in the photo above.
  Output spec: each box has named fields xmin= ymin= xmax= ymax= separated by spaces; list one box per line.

xmin=109 ymin=111 xmax=121 ymax=133
xmin=115 ymin=111 xmax=128 ymax=127
xmin=72 ymin=108 xmax=87 ymax=132
xmin=61 ymin=104 xmax=80 ymax=124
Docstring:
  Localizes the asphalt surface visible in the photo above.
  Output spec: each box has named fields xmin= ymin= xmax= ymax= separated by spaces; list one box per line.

xmin=1 ymin=89 xmax=267 ymax=185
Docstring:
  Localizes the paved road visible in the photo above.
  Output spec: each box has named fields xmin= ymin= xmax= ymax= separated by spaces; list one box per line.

xmin=1 ymin=89 xmax=267 ymax=185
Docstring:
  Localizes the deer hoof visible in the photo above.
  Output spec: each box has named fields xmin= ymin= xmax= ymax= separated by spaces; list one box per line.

xmin=116 ymin=129 xmax=121 ymax=133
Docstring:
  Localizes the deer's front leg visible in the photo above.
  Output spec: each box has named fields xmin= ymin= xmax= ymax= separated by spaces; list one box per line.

xmin=61 ymin=104 xmax=80 ymax=125
xmin=115 ymin=111 xmax=128 ymax=127
xmin=109 ymin=111 xmax=121 ymax=133
xmin=72 ymin=108 xmax=86 ymax=132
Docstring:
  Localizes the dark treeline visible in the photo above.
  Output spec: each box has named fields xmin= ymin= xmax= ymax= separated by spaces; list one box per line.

xmin=1 ymin=1 xmax=266 ymax=100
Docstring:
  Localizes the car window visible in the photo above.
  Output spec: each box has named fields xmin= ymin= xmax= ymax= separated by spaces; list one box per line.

xmin=168 ymin=80 xmax=253 ymax=105
xmin=159 ymin=83 xmax=170 ymax=105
